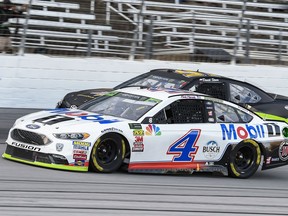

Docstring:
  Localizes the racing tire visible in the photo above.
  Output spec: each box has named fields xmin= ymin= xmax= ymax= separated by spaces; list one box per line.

xmin=228 ymin=139 xmax=261 ymax=179
xmin=90 ymin=133 xmax=126 ymax=173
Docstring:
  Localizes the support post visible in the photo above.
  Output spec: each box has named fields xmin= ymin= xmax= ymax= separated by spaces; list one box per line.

xmin=18 ymin=0 xmax=32 ymax=56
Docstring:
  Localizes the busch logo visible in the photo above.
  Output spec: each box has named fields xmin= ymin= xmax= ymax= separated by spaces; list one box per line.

xmin=203 ymin=141 xmax=220 ymax=159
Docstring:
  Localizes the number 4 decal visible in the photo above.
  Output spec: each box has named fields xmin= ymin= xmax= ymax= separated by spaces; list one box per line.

xmin=167 ymin=129 xmax=200 ymax=162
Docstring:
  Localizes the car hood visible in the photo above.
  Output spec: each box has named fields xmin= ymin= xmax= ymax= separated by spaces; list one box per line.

xmin=70 ymin=88 xmax=113 ymax=97
xmin=58 ymin=88 xmax=114 ymax=108
xmin=13 ymin=109 xmax=129 ymax=131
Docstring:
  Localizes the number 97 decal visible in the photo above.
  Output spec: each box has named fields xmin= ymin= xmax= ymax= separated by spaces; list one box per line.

xmin=167 ymin=129 xmax=200 ymax=162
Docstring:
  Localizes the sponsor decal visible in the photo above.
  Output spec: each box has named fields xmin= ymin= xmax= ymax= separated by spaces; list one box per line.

xmin=34 ymin=115 xmax=73 ymax=125
xmin=56 ymin=143 xmax=64 ymax=152
xmin=26 ymin=124 xmax=40 ymax=129
xmin=46 ymin=109 xmax=121 ymax=124
xmin=221 ymin=123 xmax=281 ymax=140
xmin=221 ymin=124 xmax=265 ymax=140
xmin=73 ymin=150 xmax=87 ymax=154
xmin=145 ymin=124 xmax=161 ymax=136
xmin=74 ymin=160 xmax=85 ymax=166
xmin=133 ymin=129 xmax=144 ymax=136
xmin=181 ymin=95 xmax=199 ymax=99
xmin=174 ymin=70 xmax=204 ymax=78
xmin=73 ymin=154 xmax=87 ymax=160
xmin=266 ymin=157 xmax=271 ymax=164
xmin=73 ymin=141 xmax=91 ymax=150
xmin=167 ymin=129 xmax=200 ymax=162
xmin=279 ymin=141 xmax=288 ymax=161
xmin=11 ymin=142 xmax=41 ymax=151
xmin=129 ymin=123 xmax=142 ymax=129
xmin=79 ymin=115 xmax=120 ymax=124
xmin=132 ymin=136 xmax=144 ymax=152
xmin=203 ymin=141 xmax=220 ymax=159
xmin=134 ymin=136 xmax=143 ymax=143
xmin=199 ymin=78 xmax=220 ymax=82
xmin=132 ymin=144 xmax=144 ymax=152
xmin=73 ymin=141 xmax=91 ymax=146
xmin=101 ymin=127 xmax=123 ymax=133
xmin=264 ymin=123 xmax=281 ymax=137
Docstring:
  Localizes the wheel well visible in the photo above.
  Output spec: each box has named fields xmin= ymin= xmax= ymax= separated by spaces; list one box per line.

xmin=227 ymin=139 xmax=264 ymax=178
xmin=238 ymin=139 xmax=265 ymax=164
xmin=253 ymin=140 xmax=266 ymax=163
xmin=118 ymin=133 xmax=131 ymax=160
xmin=230 ymin=139 xmax=264 ymax=153
xmin=226 ymin=139 xmax=265 ymax=164
xmin=88 ymin=132 xmax=131 ymax=172
xmin=244 ymin=139 xmax=264 ymax=155
xmin=101 ymin=132 xmax=131 ymax=160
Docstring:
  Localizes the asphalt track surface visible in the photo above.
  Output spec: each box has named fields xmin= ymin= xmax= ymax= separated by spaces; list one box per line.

xmin=1 ymin=108 xmax=288 ymax=216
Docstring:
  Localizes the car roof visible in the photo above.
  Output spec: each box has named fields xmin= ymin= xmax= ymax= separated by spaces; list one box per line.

xmin=115 ymin=86 xmax=257 ymax=115
xmin=114 ymin=68 xmax=226 ymax=90
xmin=116 ymin=86 xmax=209 ymax=100
xmin=149 ymin=68 xmax=224 ymax=80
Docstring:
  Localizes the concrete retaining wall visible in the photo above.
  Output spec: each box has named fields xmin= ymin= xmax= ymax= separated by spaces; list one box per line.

xmin=0 ymin=54 xmax=287 ymax=108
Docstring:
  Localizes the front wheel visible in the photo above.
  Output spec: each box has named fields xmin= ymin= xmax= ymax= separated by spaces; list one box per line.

xmin=89 ymin=133 xmax=126 ymax=173
xmin=228 ymin=139 xmax=261 ymax=179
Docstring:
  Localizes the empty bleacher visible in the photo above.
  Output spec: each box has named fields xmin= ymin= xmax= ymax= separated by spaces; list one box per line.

xmin=4 ymin=0 xmax=288 ymax=64
xmin=8 ymin=0 xmax=115 ymax=55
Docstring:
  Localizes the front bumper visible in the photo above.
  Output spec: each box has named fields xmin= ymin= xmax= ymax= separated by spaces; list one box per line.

xmin=2 ymin=144 xmax=89 ymax=172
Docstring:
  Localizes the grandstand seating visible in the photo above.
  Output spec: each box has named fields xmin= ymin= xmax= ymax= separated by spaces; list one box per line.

xmin=103 ymin=0 xmax=288 ymax=63
xmin=11 ymin=0 xmax=80 ymax=11
xmin=5 ymin=0 xmax=288 ymax=64
xmin=7 ymin=0 xmax=116 ymax=55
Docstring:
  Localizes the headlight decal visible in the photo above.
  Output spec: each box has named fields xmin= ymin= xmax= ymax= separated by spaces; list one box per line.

xmin=53 ymin=133 xmax=90 ymax=140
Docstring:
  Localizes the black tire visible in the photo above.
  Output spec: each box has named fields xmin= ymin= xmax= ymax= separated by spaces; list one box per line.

xmin=228 ymin=139 xmax=261 ymax=179
xmin=90 ymin=133 xmax=126 ymax=173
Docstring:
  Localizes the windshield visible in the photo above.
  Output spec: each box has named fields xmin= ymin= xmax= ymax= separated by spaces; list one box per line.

xmin=130 ymin=75 xmax=187 ymax=89
xmin=83 ymin=92 xmax=161 ymax=121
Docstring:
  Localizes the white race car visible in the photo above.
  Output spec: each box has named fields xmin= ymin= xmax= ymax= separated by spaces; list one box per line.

xmin=3 ymin=87 xmax=288 ymax=178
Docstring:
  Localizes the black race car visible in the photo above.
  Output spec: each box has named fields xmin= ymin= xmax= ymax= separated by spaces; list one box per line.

xmin=56 ymin=68 xmax=288 ymax=118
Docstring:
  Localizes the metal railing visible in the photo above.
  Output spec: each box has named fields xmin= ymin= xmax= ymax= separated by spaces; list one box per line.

xmin=3 ymin=0 xmax=288 ymax=65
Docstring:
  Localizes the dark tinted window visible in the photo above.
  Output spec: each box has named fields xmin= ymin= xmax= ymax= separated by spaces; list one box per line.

xmin=189 ymin=81 xmax=228 ymax=100
xmin=154 ymin=99 xmax=205 ymax=124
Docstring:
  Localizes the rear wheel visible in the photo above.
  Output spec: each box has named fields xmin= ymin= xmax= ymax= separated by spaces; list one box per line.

xmin=228 ymin=139 xmax=261 ymax=179
xmin=90 ymin=133 xmax=126 ymax=173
